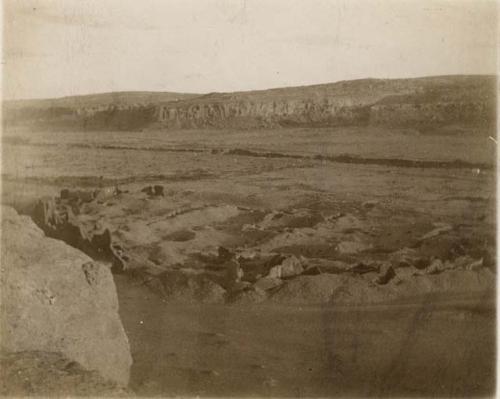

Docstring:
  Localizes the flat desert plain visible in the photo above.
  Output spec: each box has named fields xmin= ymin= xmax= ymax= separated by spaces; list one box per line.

xmin=2 ymin=126 xmax=496 ymax=397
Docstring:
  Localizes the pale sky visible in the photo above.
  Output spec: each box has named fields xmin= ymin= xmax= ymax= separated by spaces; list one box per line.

xmin=2 ymin=0 xmax=498 ymax=100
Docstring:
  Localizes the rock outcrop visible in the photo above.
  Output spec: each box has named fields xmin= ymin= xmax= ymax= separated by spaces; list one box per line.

xmin=4 ymin=75 xmax=495 ymax=132
xmin=0 ymin=206 xmax=132 ymax=386
xmin=153 ymin=76 xmax=494 ymax=130
xmin=24 ymin=186 xmax=495 ymax=306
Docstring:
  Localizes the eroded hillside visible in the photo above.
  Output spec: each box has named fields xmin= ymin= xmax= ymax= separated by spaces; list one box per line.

xmin=3 ymin=75 xmax=496 ymax=133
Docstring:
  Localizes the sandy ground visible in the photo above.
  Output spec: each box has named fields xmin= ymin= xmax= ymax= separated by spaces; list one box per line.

xmin=116 ymin=274 xmax=495 ymax=397
xmin=1 ymin=127 xmax=496 ymax=396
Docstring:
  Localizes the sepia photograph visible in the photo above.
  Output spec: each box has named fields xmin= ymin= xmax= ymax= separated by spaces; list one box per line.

xmin=0 ymin=0 xmax=497 ymax=397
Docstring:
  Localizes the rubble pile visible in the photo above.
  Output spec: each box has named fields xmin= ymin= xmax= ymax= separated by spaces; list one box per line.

xmin=29 ymin=185 xmax=495 ymax=305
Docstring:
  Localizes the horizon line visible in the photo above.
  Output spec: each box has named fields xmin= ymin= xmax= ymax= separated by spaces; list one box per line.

xmin=3 ymin=73 xmax=496 ymax=103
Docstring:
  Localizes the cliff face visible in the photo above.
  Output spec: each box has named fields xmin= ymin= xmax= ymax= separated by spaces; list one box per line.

xmin=152 ymin=76 xmax=495 ymax=130
xmin=3 ymin=75 xmax=495 ymax=132
xmin=153 ymin=98 xmax=371 ymax=128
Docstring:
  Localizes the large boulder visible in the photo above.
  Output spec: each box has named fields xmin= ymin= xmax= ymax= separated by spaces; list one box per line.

xmin=0 ymin=206 xmax=132 ymax=385
xmin=254 ymin=276 xmax=283 ymax=291
xmin=267 ymin=255 xmax=304 ymax=279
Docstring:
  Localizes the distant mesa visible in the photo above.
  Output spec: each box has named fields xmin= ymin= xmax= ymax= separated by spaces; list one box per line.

xmin=3 ymin=75 xmax=496 ymax=133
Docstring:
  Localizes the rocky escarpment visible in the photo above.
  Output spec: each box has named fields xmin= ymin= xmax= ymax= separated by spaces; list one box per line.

xmin=3 ymin=75 xmax=495 ymax=132
xmin=0 ymin=206 xmax=132 ymax=387
xmin=153 ymin=76 xmax=495 ymax=130
xmin=3 ymin=91 xmax=198 ymax=131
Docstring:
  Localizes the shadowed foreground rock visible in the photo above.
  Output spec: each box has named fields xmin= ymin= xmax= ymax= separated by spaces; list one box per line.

xmin=0 ymin=206 xmax=132 ymax=386
xmin=0 ymin=351 xmax=131 ymax=396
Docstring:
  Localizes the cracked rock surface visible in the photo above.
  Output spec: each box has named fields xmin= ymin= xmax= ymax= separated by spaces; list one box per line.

xmin=0 ymin=206 xmax=132 ymax=386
